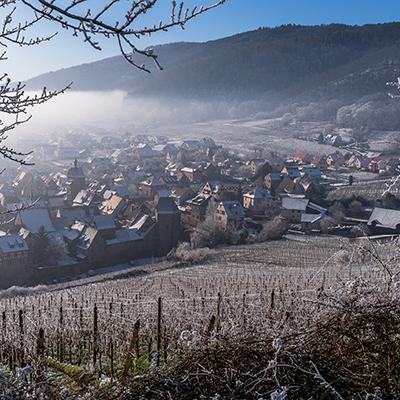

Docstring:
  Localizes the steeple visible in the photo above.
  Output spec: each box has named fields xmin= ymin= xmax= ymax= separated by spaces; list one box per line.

xmin=67 ymin=158 xmax=86 ymax=204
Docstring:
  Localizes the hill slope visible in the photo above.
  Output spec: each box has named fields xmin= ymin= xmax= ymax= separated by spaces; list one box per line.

xmin=26 ymin=23 xmax=400 ymax=103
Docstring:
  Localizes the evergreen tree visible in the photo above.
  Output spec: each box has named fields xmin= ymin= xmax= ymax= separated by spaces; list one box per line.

xmin=31 ymin=226 xmax=53 ymax=266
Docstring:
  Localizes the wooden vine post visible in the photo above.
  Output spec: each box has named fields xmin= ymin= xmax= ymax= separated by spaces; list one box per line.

xmin=35 ymin=328 xmax=45 ymax=382
xmin=122 ymin=320 xmax=140 ymax=381
xmin=93 ymin=304 xmax=98 ymax=372
xmin=156 ymin=297 xmax=162 ymax=367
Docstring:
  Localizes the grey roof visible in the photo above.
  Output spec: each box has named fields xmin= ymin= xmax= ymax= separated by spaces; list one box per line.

xmin=53 ymin=207 xmax=91 ymax=230
xmin=368 ymin=207 xmax=400 ymax=230
xmin=282 ymin=197 xmax=309 ymax=211
xmin=186 ymin=193 xmax=211 ymax=207
xmin=106 ymin=228 xmax=141 ymax=245
xmin=76 ymin=226 xmax=99 ymax=253
xmin=18 ymin=208 xmax=56 ymax=233
xmin=93 ymin=215 xmax=116 ymax=231
xmin=0 ymin=235 xmax=28 ymax=253
xmin=156 ymin=197 xmax=179 ymax=214
xmin=308 ymin=202 xmax=327 ymax=214
xmin=67 ymin=166 xmax=85 ymax=179
xmin=244 ymin=186 xmax=272 ymax=200
xmin=130 ymin=214 xmax=155 ymax=236
xmin=73 ymin=190 xmax=96 ymax=206
xmin=301 ymin=214 xmax=321 ymax=224
xmin=219 ymin=201 xmax=245 ymax=218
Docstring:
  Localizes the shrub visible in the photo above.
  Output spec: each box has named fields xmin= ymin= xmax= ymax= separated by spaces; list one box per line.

xmin=172 ymin=242 xmax=215 ymax=264
xmin=191 ymin=216 xmax=240 ymax=248
xmin=257 ymin=216 xmax=288 ymax=241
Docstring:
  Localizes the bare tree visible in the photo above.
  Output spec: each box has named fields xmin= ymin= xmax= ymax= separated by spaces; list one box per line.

xmin=21 ymin=0 xmax=226 ymax=72
xmin=0 ymin=0 xmax=226 ymax=165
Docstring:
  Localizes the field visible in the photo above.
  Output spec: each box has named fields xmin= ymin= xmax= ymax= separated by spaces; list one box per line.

xmin=328 ymin=177 xmax=400 ymax=201
xmin=0 ymin=237 xmax=395 ymax=389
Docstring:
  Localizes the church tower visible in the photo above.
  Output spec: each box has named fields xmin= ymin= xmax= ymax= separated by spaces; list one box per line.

xmin=66 ymin=159 xmax=86 ymax=204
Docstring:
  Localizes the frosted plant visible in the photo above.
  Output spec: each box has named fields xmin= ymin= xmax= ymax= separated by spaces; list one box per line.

xmin=270 ymin=387 xmax=288 ymax=400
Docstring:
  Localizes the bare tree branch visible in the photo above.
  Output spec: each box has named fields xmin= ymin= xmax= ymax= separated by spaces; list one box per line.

xmin=0 ymin=0 xmax=225 ymax=169
xmin=20 ymin=0 xmax=227 ymax=72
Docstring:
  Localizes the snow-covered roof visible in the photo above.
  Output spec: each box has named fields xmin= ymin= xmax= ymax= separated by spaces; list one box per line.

xmin=368 ymin=207 xmax=400 ymax=230
xmin=130 ymin=214 xmax=155 ymax=236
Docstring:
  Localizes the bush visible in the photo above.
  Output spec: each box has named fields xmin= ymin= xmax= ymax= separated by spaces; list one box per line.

xmin=257 ymin=216 xmax=288 ymax=241
xmin=191 ymin=216 xmax=240 ymax=248
xmin=172 ymin=243 xmax=215 ymax=264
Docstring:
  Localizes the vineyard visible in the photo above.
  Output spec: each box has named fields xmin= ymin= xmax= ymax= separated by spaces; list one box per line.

xmin=0 ymin=237 xmax=399 ymax=399
xmin=328 ymin=178 xmax=400 ymax=201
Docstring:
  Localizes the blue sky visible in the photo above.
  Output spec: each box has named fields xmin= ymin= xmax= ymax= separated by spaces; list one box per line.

xmin=6 ymin=0 xmax=400 ymax=80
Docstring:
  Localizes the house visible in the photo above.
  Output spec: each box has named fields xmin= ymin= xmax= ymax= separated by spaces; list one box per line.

xmin=101 ymin=195 xmax=126 ymax=217
xmin=276 ymin=176 xmax=296 ymax=195
xmin=111 ymin=149 xmax=131 ymax=164
xmin=281 ymin=197 xmax=309 ymax=223
xmin=73 ymin=189 xmax=100 ymax=208
xmin=281 ymin=166 xmax=301 ymax=180
xmin=52 ymin=207 xmax=93 ymax=230
xmin=0 ymin=235 xmax=30 ymax=288
xmin=132 ymin=144 xmax=155 ymax=160
xmin=302 ymin=167 xmax=321 ymax=183
xmin=292 ymin=151 xmax=313 ymax=165
xmin=346 ymin=154 xmax=369 ymax=170
xmin=12 ymin=170 xmax=33 ymax=196
xmin=202 ymin=180 xmax=240 ymax=198
xmin=93 ymin=215 xmax=117 ymax=240
xmin=64 ymin=223 xmax=106 ymax=266
xmin=326 ymin=152 xmax=345 ymax=168
xmin=215 ymin=201 xmax=245 ymax=230
xmin=281 ymin=196 xmax=328 ymax=224
xmin=139 ymin=173 xmax=179 ymax=199
xmin=242 ymin=186 xmax=273 ymax=210
xmin=369 ymin=157 xmax=384 ymax=174
xmin=170 ymin=187 xmax=195 ymax=207
xmin=264 ymin=173 xmax=284 ymax=193
xmin=324 ymin=134 xmax=342 ymax=146
xmin=15 ymin=208 xmax=56 ymax=234
xmin=183 ymin=193 xmax=212 ymax=226
xmin=89 ymin=157 xmax=114 ymax=174
xmin=203 ymin=163 xmax=221 ymax=180
xmin=43 ymin=177 xmax=59 ymax=198
xmin=162 ymin=144 xmax=179 ymax=157
xmin=249 ymin=159 xmax=266 ymax=175
xmin=56 ymin=146 xmax=79 ymax=160
xmin=181 ymin=167 xmax=203 ymax=183
xmin=181 ymin=140 xmax=201 ymax=152
xmin=311 ymin=155 xmax=327 ymax=169
xmin=367 ymin=207 xmax=400 ymax=232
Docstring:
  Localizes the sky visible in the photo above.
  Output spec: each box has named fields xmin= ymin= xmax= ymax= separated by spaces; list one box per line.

xmin=4 ymin=0 xmax=400 ymax=81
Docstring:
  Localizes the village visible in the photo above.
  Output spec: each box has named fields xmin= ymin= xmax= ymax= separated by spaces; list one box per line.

xmin=0 ymin=130 xmax=399 ymax=289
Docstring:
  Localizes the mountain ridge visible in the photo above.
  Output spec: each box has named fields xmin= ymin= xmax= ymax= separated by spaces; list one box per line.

xmin=24 ymin=23 xmax=400 ymax=128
